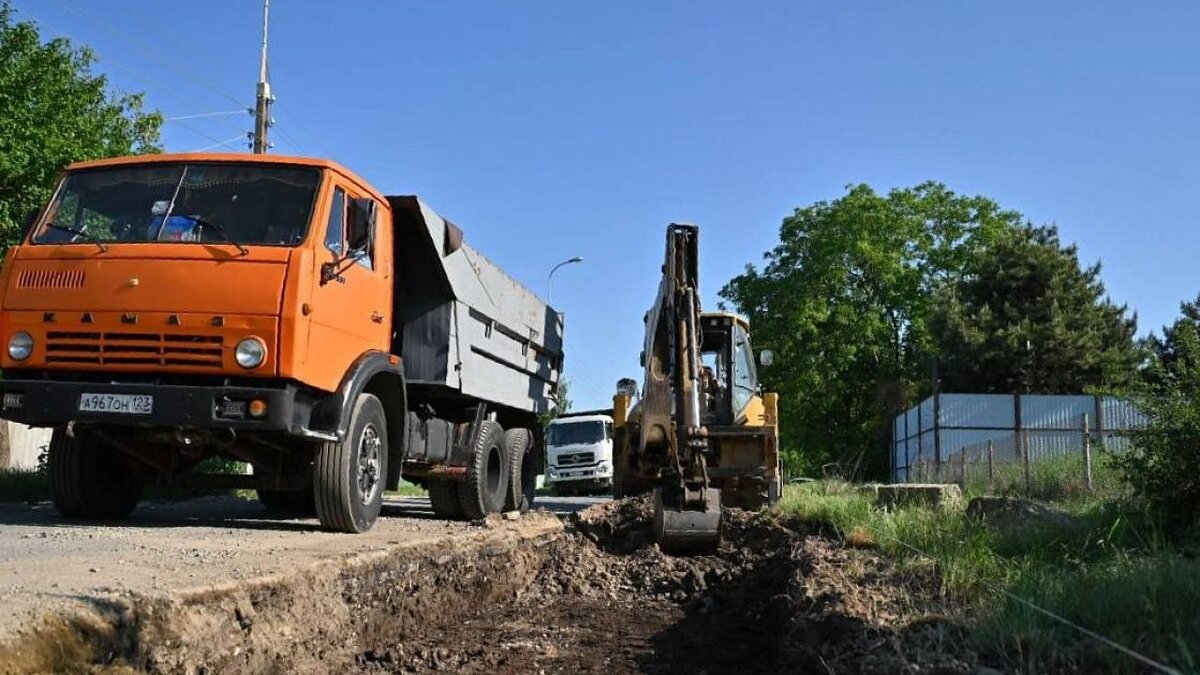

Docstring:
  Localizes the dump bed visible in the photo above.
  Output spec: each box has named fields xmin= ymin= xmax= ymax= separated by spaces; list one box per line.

xmin=386 ymin=196 xmax=563 ymax=415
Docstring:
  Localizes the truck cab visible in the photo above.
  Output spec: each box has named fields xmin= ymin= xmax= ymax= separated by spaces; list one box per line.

xmin=0 ymin=153 xmax=562 ymax=532
xmin=544 ymin=413 xmax=614 ymax=496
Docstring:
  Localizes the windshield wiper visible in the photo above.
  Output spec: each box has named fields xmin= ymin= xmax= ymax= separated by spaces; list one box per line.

xmin=43 ymin=223 xmax=108 ymax=252
xmin=194 ymin=218 xmax=249 ymax=256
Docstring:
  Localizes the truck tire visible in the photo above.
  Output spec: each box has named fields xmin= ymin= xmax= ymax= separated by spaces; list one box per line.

xmin=502 ymin=428 xmax=536 ymax=514
xmin=257 ymin=489 xmax=315 ymax=515
xmin=427 ymin=478 xmax=463 ymax=519
xmin=313 ymin=393 xmax=387 ymax=533
xmin=49 ymin=428 xmax=143 ymax=519
xmin=457 ymin=420 xmax=507 ymax=520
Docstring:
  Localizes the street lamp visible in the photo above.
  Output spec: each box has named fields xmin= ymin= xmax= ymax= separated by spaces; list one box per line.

xmin=547 ymin=256 xmax=583 ymax=305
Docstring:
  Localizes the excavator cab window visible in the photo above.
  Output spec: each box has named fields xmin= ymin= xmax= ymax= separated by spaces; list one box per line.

xmin=731 ymin=324 xmax=757 ymax=415
xmin=700 ymin=325 xmax=733 ymax=425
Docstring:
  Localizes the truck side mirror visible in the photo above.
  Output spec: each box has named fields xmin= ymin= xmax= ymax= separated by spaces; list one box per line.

xmin=347 ymin=198 xmax=376 ymax=253
xmin=758 ymin=349 xmax=775 ymax=367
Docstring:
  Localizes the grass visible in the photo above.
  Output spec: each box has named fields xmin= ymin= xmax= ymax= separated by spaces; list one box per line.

xmin=387 ymin=482 xmax=427 ymax=497
xmin=779 ymin=480 xmax=1200 ymax=674
xmin=0 ymin=468 xmax=48 ymax=502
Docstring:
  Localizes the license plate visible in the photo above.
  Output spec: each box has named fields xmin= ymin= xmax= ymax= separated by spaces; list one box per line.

xmin=78 ymin=393 xmax=153 ymax=415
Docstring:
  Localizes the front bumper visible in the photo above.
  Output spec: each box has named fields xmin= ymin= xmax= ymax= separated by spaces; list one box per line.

xmin=546 ymin=463 xmax=612 ymax=484
xmin=0 ymin=378 xmax=300 ymax=431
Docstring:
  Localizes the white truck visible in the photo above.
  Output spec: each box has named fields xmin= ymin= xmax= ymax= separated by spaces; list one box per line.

xmin=544 ymin=412 xmax=614 ymax=496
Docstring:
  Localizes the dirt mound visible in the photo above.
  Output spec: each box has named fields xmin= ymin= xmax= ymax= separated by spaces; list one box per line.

xmin=358 ymin=500 xmax=981 ymax=674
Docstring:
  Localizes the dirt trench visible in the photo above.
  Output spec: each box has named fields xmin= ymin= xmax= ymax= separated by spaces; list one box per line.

xmin=1 ymin=498 xmax=983 ymax=675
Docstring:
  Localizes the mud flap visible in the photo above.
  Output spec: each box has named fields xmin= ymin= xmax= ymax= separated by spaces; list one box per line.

xmin=653 ymin=486 xmax=722 ymax=554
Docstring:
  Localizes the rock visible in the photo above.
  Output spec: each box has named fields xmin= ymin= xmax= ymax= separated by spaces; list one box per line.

xmin=966 ymin=496 xmax=1077 ymax=532
xmin=502 ymin=511 xmax=521 ymax=521
xmin=875 ymin=483 xmax=963 ymax=509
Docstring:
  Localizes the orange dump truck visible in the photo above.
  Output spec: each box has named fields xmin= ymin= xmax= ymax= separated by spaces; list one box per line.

xmin=0 ymin=153 xmax=563 ymax=532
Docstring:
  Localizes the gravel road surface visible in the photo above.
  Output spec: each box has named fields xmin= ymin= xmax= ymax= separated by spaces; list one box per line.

xmin=0 ymin=493 xmax=605 ymax=641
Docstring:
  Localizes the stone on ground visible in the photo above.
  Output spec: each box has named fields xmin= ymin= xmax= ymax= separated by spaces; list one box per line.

xmin=875 ymin=483 xmax=964 ymax=509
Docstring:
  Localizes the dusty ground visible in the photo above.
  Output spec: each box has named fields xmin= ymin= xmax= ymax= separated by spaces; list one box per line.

xmin=0 ymin=495 xmax=987 ymax=674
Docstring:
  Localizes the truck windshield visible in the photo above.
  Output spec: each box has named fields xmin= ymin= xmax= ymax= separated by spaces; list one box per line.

xmin=548 ymin=421 xmax=605 ymax=446
xmin=32 ymin=163 xmax=320 ymax=247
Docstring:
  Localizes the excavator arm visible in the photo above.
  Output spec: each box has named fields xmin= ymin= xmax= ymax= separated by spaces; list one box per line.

xmin=637 ymin=224 xmax=723 ymax=551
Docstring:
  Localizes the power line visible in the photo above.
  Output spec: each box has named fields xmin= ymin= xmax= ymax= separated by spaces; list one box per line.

xmin=191 ymin=135 xmax=248 ymax=153
xmin=50 ymin=0 xmax=246 ymax=108
xmin=167 ymin=110 xmax=247 ymax=122
xmin=8 ymin=2 xmax=240 ymax=149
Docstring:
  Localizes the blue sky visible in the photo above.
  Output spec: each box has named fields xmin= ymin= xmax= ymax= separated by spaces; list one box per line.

xmin=15 ymin=1 xmax=1200 ymax=409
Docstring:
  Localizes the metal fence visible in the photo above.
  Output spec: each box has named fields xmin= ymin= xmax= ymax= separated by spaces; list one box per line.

xmin=892 ymin=394 xmax=1144 ymax=493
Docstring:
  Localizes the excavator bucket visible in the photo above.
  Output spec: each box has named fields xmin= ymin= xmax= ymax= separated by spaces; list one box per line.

xmin=652 ymin=487 xmax=722 ymax=553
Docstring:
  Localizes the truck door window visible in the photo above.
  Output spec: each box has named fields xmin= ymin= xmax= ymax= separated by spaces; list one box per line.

xmin=351 ymin=198 xmax=375 ymax=271
xmin=323 ymin=189 xmax=374 ymax=271
xmin=324 ymin=187 xmax=345 ymax=255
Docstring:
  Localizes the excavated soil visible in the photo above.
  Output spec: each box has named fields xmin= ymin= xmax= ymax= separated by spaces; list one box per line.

xmin=1 ymin=497 xmax=986 ymax=674
xmin=355 ymin=497 xmax=982 ymax=674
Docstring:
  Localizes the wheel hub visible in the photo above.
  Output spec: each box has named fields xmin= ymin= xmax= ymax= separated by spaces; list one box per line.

xmin=358 ymin=424 xmax=382 ymax=503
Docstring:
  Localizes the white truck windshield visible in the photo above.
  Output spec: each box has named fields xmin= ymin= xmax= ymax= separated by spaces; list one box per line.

xmin=548 ymin=421 xmax=605 ymax=446
xmin=33 ymin=163 xmax=320 ymax=247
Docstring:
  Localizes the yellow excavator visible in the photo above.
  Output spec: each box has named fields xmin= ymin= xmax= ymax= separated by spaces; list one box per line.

xmin=612 ymin=223 xmax=782 ymax=552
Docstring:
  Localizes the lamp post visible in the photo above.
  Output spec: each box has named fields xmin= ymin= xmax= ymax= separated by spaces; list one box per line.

xmin=547 ymin=256 xmax=583 ymax=305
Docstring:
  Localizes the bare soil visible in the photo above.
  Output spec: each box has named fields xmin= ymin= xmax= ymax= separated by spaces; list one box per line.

xmin=0 ymin=496 xmax=988 ymax=674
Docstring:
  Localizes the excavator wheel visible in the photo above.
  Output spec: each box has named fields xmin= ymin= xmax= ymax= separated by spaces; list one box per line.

xmin=652 ymin=486 xmax=722 ymax=554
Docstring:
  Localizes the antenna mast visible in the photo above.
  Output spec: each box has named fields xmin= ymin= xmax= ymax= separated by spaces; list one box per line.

xmin=249 ymin=0 xmax=273 ymax=153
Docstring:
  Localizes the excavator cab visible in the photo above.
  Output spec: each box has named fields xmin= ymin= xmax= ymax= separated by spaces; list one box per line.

xmin=698 ymin=313 xmax=759 ymax=427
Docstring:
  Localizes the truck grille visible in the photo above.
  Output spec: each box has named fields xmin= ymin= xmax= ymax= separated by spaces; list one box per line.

xmin=557 ymin=451 xmax=595 ymax=466
xmin=45 ymin=331 xmax=224 ymax=368
xmin=18 ymin=269 xmax=85 ymax=289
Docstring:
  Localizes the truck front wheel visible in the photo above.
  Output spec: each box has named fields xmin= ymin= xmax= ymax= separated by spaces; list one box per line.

xmin=457 ymin=420 xmax=508 ymax=520
xmin=49 ymin=428 xmax=143 ymax=519
xmin=503 ymin=428 xmax=536 ymax=514
xmin=313 ymin=393 xmax=387 ymax=533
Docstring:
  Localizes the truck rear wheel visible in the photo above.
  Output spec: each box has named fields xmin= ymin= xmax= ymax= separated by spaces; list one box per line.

xmin=457 ymin=420 xmax=507 ymax=520
xmin=427 ymin=478 xmax=463 ymax=519
xmin=502 ymin=428 xmax=536 ymax=514
xmin=313 ymin=393 xmax=387 ymax=533
xmin=49 ymin=428 xmax=143 ymax=519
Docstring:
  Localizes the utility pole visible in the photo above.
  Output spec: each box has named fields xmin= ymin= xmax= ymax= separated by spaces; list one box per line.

xmin=249 ymin=0 xmax=274 ymax=153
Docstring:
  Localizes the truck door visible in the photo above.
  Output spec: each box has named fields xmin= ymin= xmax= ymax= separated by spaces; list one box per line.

xmin=307 ymin=181 xmax=391 ymax=391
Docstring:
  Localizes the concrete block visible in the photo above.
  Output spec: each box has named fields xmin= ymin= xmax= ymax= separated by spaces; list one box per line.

xmin=874 ymin=483 xmax=963 ymax=510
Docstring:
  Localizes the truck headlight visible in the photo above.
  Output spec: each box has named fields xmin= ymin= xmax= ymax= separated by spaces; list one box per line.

xmin=597 ymin=461 xmax=610 ymax=475
xmin=8 ymin=332 xmax=33 ymax=361
xmin=235 ymin=337 xmax=267 ymax=369
xmin=547 ymin=467 xmax=558 ymax=478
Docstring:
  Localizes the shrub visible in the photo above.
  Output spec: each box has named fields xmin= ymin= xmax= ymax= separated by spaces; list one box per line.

xmin=1118 ymin=322 xmax=1200 ymax=528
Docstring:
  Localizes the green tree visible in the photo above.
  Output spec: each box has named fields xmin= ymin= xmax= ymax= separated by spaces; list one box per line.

xmin=1143 ymin=292 xmax=1200 ymax=382
xmin=0 ymin=2 xmax=162 ymax=249
xmin=720 ymin=182 xmax=1020 ymax=478
xmin=1118 ymin=311 xmax=1200 ymax=527
xmin=930 ymin=225 xmax=1139 ymax=393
